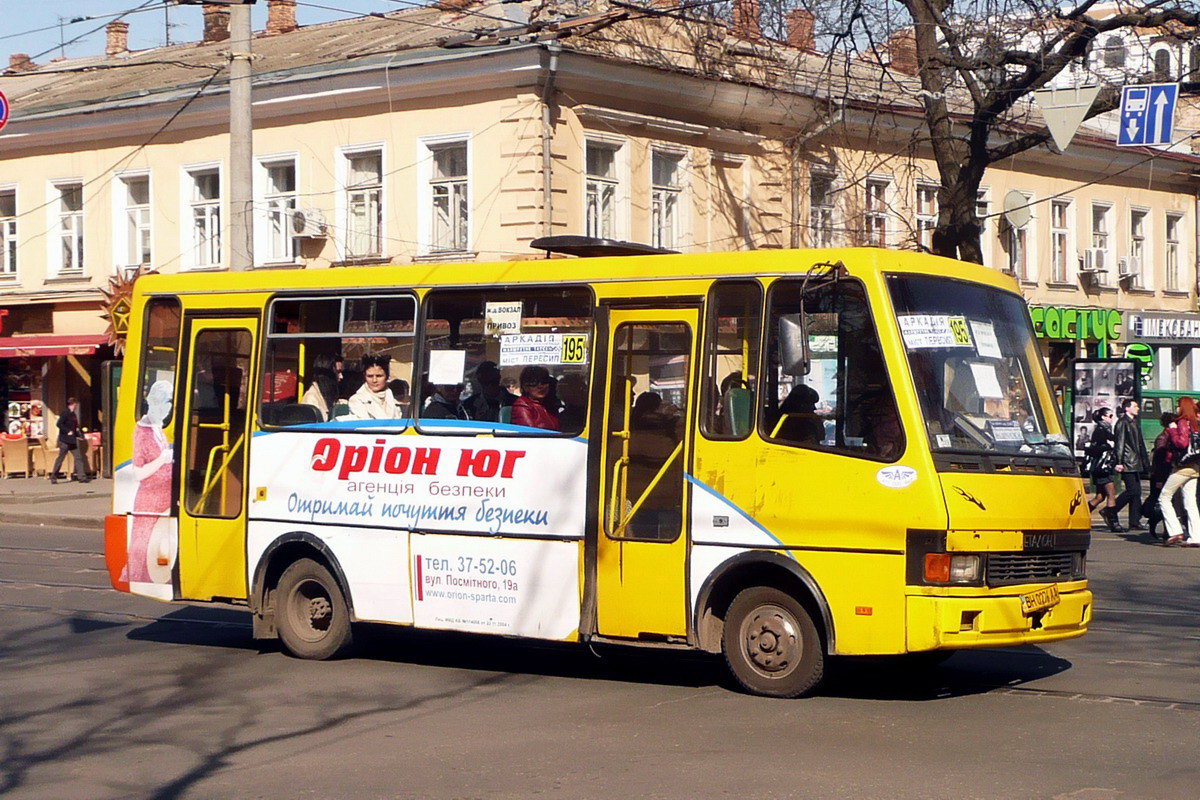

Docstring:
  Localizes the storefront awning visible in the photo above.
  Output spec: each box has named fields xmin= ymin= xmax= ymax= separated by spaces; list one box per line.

xmin=0 ymin=334 xmax=109 ymax=358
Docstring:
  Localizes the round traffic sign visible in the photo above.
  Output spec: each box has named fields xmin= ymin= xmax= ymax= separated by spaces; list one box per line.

xmin=0 ymin=90 xmax=9 ymax=133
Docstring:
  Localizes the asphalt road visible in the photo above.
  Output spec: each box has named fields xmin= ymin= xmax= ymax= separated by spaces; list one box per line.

xmin=0 ymin=521 xmax=1197 ymax=800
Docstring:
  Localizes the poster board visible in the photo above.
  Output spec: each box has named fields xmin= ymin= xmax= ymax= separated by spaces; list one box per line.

xmin=1070 ymin=358 xmax=1140 ymax=457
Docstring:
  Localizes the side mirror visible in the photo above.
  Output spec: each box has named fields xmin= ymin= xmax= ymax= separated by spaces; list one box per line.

xmin=778 ymin=313 xmax=810 ymax=377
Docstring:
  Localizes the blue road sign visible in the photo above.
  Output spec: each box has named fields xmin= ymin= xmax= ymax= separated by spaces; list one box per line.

xmin=1117 ymin=83 xmax=1178 ymax=147
xmin=0 ymin=90 xmax=8 ymax=133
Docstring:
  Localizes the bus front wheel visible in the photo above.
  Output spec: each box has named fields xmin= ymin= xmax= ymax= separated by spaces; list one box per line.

xmin=722 ymin=586 xmax=824 ymax=698
xmin=276 ymin=558 xmax=353 ymax=660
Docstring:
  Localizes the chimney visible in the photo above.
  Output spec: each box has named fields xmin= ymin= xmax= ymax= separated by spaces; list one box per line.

xmin=785 ymin=9 xmax=815 ymax=51
xmin=731 ymin=0 xmax=761 ymax=40
xmin=202 ymin=4 xmax=231 ymax=44
xmin=266 ymin=0 xmax=298 ymax=35
xmin=106 ymin=21 xmax=130 ymax=58
xmin=887 ymin=29 xmax=919 ymax=76
xmin=7 ymin=53 xmax=35 ymax=72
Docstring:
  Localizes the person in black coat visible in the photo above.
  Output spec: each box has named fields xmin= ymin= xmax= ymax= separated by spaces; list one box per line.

xmin=1087 ymin=407 xmax=1120 ymax=531
xmin=1112 ymin=398 xmax=1150 ymax=531
xmin=51 ymin=397 xmax=89 ymax=484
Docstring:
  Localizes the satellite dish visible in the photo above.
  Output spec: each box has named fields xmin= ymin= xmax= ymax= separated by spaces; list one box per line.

xmin=1003 ymin=189 xmax=1032 ymax=229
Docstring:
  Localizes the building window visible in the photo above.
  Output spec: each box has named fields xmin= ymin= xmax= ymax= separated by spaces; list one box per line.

xmin=429 ymin=143 xmax=469 ymax=252
xmin=0 ymin=190 xmax=15 ymax=278
xmin=1166 ymin=213 xmax=1182 ymax=291
xmin=1090 ymin=204 xmax=1111 ymax=284
xmin=651 ymin=150 xmax=683 ymax=250
xmin=1102 ymin=36 xmax=1125 ymax=69
xmin=1050 ymin=200 xmax=1071 ymax=283
xmin=865 ymin=178 xmax=889 ymax=246
xmin=187 ymin=169 xmax=221 ymax=269
xmin=55 ymin=183 xmax=84 ymax=274
xmin=263 ymin=160 xmax=298 ymax=263
xmin=916 ymin=183 xmax=937 ymax=251
xmin=975 ymin=189 xmax=990 ymax=264
xmin=122 ymin=176 xmax=152 ymax=270
xmin=585 ymin=141 xmax=620 ymax=240
xmin=1128 ymin=209 xmax=1148 ymax=289
xmin=1004 ymin=191 xmax=1033 ymax=281
xmin=809 ymin=171 xmax=835 ymax=247
xmin=345 ymin=150 xmax=383 ymax=258
xmin=1153 ymin=48 xmax=1172 ymax=81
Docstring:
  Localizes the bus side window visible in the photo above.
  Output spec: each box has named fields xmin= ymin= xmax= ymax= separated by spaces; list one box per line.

xmin=138 ymin=297 xmax=182 ymax=421
xmin=260 ymin=294 xmax=416 ymax=428
xmin=417 ymin=287 xmax=592 ymax=436
xmin=701 ymin=280 xmax=762 ymax=439
xmin=761 ymin=279 xmax=903 ymax=461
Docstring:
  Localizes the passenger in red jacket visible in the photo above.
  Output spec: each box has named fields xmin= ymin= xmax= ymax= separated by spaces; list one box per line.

xmin=511 ymin=366 xmax=560 ymax=431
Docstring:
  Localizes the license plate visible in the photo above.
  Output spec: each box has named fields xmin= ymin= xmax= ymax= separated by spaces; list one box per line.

xmin=1020 ymin=585 xmax=1060 ymax=616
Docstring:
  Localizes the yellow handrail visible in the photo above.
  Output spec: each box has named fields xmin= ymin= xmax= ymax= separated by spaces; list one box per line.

xmin=613 ymin=442 xmax=683 ymax=539
xmin=191 ymin=433 xmax=245 ymax=516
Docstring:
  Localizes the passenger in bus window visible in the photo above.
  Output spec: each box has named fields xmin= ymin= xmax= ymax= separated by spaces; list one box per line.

xmin=776 ymin=384 xmax=824 ymax=444
xmin=511 ymin=366 xmax=560 ymax=431
xmin=557 ymin=373 xmax=589 ymax=434
xmin=388 ymin=379 xmax=411 ymax=417
xmin=462 ymin=361 xmax=515 ymax=422
xmin=422 ymin=383 xmax=466 ymax=420
xmin=347 ymin=355 xmax=403 ymax=419
xmin=301 ymin=353 xmax=342 ymax=421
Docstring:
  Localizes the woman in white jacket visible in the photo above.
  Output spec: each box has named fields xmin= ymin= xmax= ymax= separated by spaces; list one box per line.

xmin=347 ymin=354 xmax=403 ymax=420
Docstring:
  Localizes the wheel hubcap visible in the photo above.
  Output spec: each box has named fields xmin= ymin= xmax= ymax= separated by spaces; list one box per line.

xmin=741 ymin=604 xmax=800 ymax=678
xmin=289 ymin=579 xmax=334 ymax=642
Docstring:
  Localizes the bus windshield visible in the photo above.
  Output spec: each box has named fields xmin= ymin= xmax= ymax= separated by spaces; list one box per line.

xmin=887 ymin=274 xmax=1070 ymax=459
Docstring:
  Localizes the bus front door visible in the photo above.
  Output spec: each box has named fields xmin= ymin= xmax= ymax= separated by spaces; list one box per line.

xmin=596 ymin=308 xmax=698 ymax=639
xmin=176 ymin=317 xmax=257 ymax=601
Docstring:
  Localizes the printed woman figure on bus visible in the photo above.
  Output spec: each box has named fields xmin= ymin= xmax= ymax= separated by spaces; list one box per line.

xmin=122 ymin=380 xmax=176 ymax=585
xmin=348 ymin=354 xmax=403 ymax=420
xmin=511 ymin=365 xmax=560 ymax=431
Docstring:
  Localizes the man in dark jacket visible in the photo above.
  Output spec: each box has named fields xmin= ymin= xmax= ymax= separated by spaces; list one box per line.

xmin=51 ymin=397 xmax=89 ymax=484
xmin=1113 ymin=398 xmax=1149 ymax=530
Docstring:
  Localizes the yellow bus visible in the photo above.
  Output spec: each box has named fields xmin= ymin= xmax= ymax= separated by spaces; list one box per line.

xmin=105 ymin=245 xmax=1092 ymax=697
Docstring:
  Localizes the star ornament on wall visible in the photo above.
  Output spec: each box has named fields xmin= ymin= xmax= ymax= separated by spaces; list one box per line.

xmin=100 ymin=266 xmax=155 ymax=355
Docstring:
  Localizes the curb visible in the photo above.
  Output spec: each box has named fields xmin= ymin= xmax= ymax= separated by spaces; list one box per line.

xmin=0 ymin=511 xmax=104 ymax=531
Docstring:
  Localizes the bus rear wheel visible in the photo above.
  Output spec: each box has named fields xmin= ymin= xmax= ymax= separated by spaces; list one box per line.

xmin=276 ymin=558 xmax=352 ymax=660
xmin=722 ymin=586 xmax=824 ymax=698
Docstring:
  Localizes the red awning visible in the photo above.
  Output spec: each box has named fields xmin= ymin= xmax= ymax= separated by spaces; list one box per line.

xmin=0 ymin=334 xmax=109 ymax=358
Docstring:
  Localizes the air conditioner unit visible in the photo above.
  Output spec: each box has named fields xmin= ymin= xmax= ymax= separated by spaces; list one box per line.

xmin=1119 ymin=256 xmax=1141 ymax=280
xmin=290 ymin=208 xmax=327 ymax=238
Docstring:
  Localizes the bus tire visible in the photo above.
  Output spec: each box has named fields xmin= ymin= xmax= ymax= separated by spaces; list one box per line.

xmin=276 ymin=558 xmax=352 ymax=660
xmin=722 ymin=586 xmax=824 ymax=698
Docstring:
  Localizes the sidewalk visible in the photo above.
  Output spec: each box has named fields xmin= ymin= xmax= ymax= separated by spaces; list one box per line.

xmin=0 ymin=477 xmax=112 ymax=530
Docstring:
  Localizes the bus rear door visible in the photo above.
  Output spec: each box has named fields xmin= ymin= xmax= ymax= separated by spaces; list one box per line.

xmin=597 ymin=307 xmax=698 ymax=639
xmin=176 ymin=316 xmax=257 ymax=601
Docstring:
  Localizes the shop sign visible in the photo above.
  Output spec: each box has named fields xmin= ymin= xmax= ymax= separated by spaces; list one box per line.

xmin=1124 ymin=342 xmax=1155 ymax=385
xmin=1126 ymin=312 xmax=1200 ymax=343
xmin=1029 ymin=306 xmax=1122 ymax=342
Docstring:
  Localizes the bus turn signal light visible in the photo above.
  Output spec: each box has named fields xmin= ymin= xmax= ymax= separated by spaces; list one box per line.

xmin=924 ymin=553 xmax=982 ymax=584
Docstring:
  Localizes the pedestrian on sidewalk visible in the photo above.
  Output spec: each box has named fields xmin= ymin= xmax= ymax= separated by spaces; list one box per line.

xmin=1160 ymin=397 xmax=1200 ymax=547
xmin=1086 ymin=408 xmax=1121 ymax=532
xmin=50 ymin=397 xmax=89 ymax=485
xmin=1112 ymin=399 xmax=1149 ymax=531
xmin=1143 ymin=411 xmax=1178 ymax=540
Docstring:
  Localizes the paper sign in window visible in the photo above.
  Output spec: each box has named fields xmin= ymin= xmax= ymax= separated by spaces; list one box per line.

xmin=428 ymin=350 xmax=466 ymax=384
xmin=970 ymin=320 xmax=1003 ymax=359
xmin=484 ymin=302 xmax=523 ymax=337
xmin=970 ymin=362 xmax=1005 ymax=399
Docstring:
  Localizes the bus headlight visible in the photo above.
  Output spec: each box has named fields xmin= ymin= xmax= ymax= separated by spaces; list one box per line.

xmin=924 ymin=553 xmax=982 ymax=584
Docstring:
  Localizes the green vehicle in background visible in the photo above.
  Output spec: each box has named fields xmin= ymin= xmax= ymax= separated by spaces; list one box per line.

xmin=1141 ymin=390 xmax=1189 ymax=451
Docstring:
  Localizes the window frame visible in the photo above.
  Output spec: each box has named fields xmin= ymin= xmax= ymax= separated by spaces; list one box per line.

xmin=1128 ymin=207 xmax=1149 ymax=289
xmin=808 ymin=169 xmax=837 ymax=248
xmin=757 ymin=275 xmax=905 ymax=463
xmin=338 ymin=144 xmax=385 ymax=260
xmin=136 ymin=295 xmax=183 ymax=420
xmin=1050 ymin=199 xmax=1072 ymax=283
xmin=257 ymin=290 xmax=419 ymax=432
xmin=258 ymin=155 xmax=299 ymax=265
xmin=413 ymin=283 xmax=596 ymax=439
xmin=975 ymin=188 xmax=991 ymax=265
xmin=864 ymin=177 xmax=891 ymax=247
xmin=417 ymin=134 xmax=470 ymax=256
xmin=1091 ymin=202 xmax=1112 ymax=285
xmin=51 ymin=181 xmax=85 ymax=276
xmin=700 ymin=279 xmax=763 ymax=442
xmin=1165 ymin=212 xmax=1183 ymax=291
xmin=114 ymin=172 xmax=152 ymax=273
xmin=650 ymin=147 xmax=686 ymax=251
xmin=0 ymin=186 xmax=16 ymax=280
xmin=915 ymin=182 xmax=938 ymax=252
xmin=181 ymin=164 xmax=222 ymax=270
xmin=584 ymin=138 xmax=624 ymax=240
